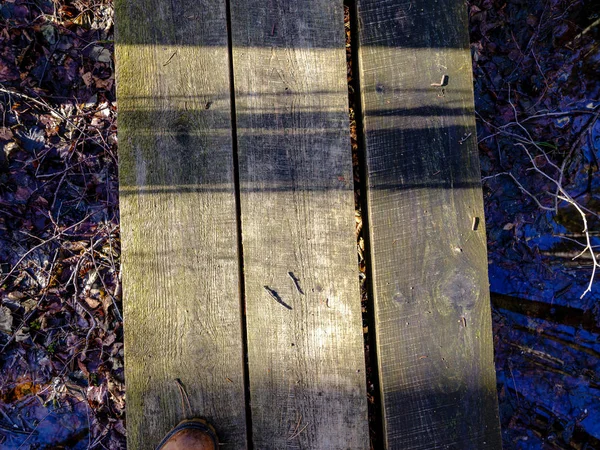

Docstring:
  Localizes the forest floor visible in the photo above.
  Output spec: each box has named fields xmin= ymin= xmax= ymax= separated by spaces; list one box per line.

xmin=470 ymin=0 xmax=600 ymax=447
xmin=0 ymin=0 xmax=598 ymax=448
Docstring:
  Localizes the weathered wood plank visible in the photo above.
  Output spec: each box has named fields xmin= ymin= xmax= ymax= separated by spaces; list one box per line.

xmin=114 ymin=0 xmax=247 ymax=448
xmin=355 ymin=0 xmax=502 ymax=448
xmin=230 ymin=1 xmax=369 ymax=448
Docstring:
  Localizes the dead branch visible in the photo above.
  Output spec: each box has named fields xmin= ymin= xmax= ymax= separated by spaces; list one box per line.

xmin=481 ymin=90 xmax=599 ymax=298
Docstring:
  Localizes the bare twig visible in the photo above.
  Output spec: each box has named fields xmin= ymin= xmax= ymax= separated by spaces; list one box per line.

xmin=70 ymin=257 xmax=98 ymax=354
xmin=0 ymin=85 xmax=83 ymax=133
xmin=480 ymin=91 xmax=599 ymax=298
xmin=0 ymin=213 xmax=93 ymax=286
xmin=482 ymin=172 xmax=554 ymax=211
xmin=555 ymin=111 xmax=600 ymax=210
xmin=89 ymin=234 xmax=122 ymax=322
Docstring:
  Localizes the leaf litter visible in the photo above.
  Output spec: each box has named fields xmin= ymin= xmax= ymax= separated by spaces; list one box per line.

xmin=470 ymin=0 xmax=600 ymax=447
xmin=0 ymin=0 xmax=123 ymax=448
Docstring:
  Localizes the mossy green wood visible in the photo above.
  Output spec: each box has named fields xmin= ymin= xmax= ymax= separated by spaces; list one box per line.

xmin=230 ymin=1 xmax=369 ymax=448
xmin=356 ymin=0 xmax=503 ymax=448
xmin=114 ymin=0 xmax=247 ymax=447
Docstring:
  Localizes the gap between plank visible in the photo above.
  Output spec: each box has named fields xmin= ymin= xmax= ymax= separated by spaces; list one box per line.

xmin=344 ymin=1 xmax=383 ymax=447
xmin=225 ymin=0 xmax=254 ymax=447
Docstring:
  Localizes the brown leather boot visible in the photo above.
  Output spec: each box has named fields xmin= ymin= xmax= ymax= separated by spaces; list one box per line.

xmin=156 ymin=419 xmax=219 ymax=450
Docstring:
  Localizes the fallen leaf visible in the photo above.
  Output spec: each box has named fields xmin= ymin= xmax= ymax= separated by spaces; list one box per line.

xmin=82 ymin=71 xmax=93 ymax=87
xmin=0 ymin=306 xmax=13 ymax=334
xmin=41 ymin=24 xmax=57 ymax=45
xmin=85 ymin=297 xmax=100 ymax=309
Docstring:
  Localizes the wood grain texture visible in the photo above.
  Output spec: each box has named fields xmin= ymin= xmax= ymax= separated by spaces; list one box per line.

xmin=114 ymin=0 xmax=246 ymax=448
xmin=355 ymin=0 xmax=502 ymax=448
xmin=230 ymin=1 xmax=369 ymax=448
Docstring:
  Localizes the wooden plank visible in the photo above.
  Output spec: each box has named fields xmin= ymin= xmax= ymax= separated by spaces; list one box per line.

xmin=355 ymin=0 xmax=503 ymax=448
xmin=114 ymin=0 xmax=247 ymax=448
xmin=230 ymin=1 xmax=369 ymax=448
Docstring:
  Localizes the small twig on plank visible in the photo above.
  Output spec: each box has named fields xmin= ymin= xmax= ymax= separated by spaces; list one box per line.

xmin=288 ymin=423 xmax=308 ymax=440
xmin=163 ymin=51 xmax=177 ymax=66
xmin=287 ymin=272 xmax=304 ymax=295
xmin=175 ymin=379 xmax=193 ymax=417
xmin=288 ymin=414 xmax=308 ymax=441
xmin=459 ymin=132 xmax=472 ymax=144
xmin=263 ymin=286 xmax=292 ymax=310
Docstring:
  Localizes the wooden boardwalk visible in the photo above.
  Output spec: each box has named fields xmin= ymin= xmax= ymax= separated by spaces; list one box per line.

xmin=115 ymin=0 xmax=502 ymax=448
